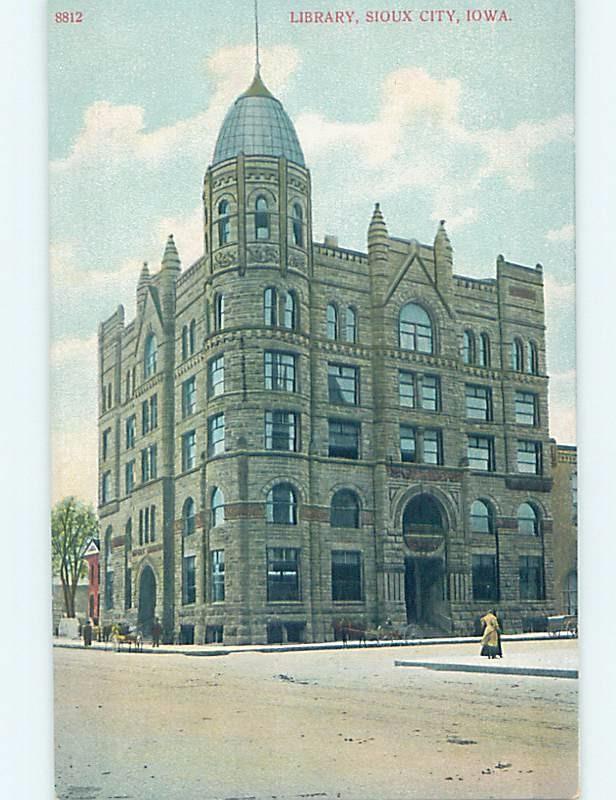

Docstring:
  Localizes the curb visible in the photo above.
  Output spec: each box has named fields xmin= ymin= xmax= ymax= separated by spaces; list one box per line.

xmin=52 ymin=631 xmax=572 ymax=658
xmin=394 ymin=660 xmax=578 ymax=679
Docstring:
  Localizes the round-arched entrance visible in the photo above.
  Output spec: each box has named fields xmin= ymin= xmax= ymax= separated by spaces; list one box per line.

xmin=402 ymin=493 xmax=447 ymax=627
xmin=138 ymin=565 xmax=156 ymax=636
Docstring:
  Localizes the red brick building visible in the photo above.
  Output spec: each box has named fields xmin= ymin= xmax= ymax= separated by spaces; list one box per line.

xmin=83 ymin=538 xmax=100 ymax=624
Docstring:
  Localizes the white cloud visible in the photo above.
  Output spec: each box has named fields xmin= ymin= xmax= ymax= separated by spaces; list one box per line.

xmin=155 ymin=205 xmax=203 ymax=268
xmin=548 ymin=369 xmax=576 ymax=445
xmin=547 ymin=223 xmax=575 ymax=242
xmin=52 ymin=424 xmax=98 ymax=505
xmin=51 ymin=45 xmax=301 ymax=173
xmin=50 ymin=334 xmax=97 ymax=368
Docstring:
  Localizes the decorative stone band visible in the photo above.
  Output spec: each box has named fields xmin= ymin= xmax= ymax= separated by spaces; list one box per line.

xmin=505 ymin=476 xmax=553 ymax=492
xmin=132 ymin=543 xmax=163 ymax=556
xmin=388 ymin=464 xmax=464 ymax=482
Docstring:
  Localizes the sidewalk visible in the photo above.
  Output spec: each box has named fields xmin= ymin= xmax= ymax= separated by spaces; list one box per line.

xmin=52 ymin=630 xmax=574 ymax=658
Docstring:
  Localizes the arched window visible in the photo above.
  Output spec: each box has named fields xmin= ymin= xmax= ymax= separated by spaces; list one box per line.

xmin=144 ymin=333 xmax=157 ymax=378
xmin=266 ymin=483 xmax=298 ymax=525
xmin=291 ymin=203 xmax=303 ymax=247
xmin=255 ymin=196 xmax=270 ymax=240
xmin=211 ymin=487 xmax=225 ymax=527
xmin=463 ymin=330 xmax=476 ymax=364
xmin=283 ymin=291 xmax=296 ymax=330
xmin=345 ymin=307 xmax=357 ymax=343
xmin=512 ymin=337 xmax=524 ymax=372
xmin=470 ymin=499 xmax=495 ymax=534
xmin=189 ymin=320 xmax=196 ymax=355
xmin=181 ymin=326 xmax=189 ymax=360
xmin=399 ymin=303 xmax=433 ymax=353
xmin=517 ymin=502 xmax=539 ymax=535
xmin=479 ymin=333 xmax=491 ymax=367
xmin=264 ymin=287 xmax=277 ymax=326
xmin=327 ymin=303 xmax=338 ymax=340
xmin=183 ymin=497 xmax=196 ymax=536
xmin=214 ymin=293 xmax=225 ymax=331
xmin=330 ymin=489 xmax=360 ymax=528
xmin=527 ymin=341 xmax=539 ymax=375
xmin=218 ymin=200 xmax=230 ymax=246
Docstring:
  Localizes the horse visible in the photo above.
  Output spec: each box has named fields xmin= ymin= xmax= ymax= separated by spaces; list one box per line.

xmin=111 ymin=623 xmax=143 ymax=652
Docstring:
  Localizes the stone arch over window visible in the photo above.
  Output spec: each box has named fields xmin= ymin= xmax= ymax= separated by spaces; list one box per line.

xmin=183 ymin=497 xmax=196 ymax=536
xmin=266 ymin=482 xmax=298 ymax=525
xmin=402 ymin=493 xmax=445 ymax=534
xmin=291 ymin=202 xmax=304 ymax=247
xmin=330 ymin=489 xmax=361 ymax=528
xmin=255 ymin=195 xmax=270 ymax=240
xmin=470 ymin=499 xmax=495 ymax=534
xmin=463 ymin=330 xmax=476 ymax=364
xmin=393 ymin=485 xmax=457 ymax=533
xmin=144 ymin=332 xmax=157 ymax=378
xmin=527 ymin=340 xmax=539 ymax=375
xmin=517 ymin=502 xmax=540 ymax=535
xmin=345 ymin=306 xmax=357 ymax=343
xmin=479 ymin=332 xmax=491 ymax=367
xmin=217 ymin=198 xmax=230 ymax=246
xmin=211 ymin=487 xmax=225 ymax=527
xmin=512 ymin=337 xmax=525 ymax=372
xmin=399 ymin=302 xmax=434 ymax=354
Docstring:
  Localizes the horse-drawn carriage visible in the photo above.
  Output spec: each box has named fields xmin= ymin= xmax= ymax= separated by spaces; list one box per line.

xmin=110 ymin=623 xmax=143 ymax=652
xmin=547 ymin=615 xmax=578 ymax=638
xmin=333 ymin=619 xmax=408 ymax=646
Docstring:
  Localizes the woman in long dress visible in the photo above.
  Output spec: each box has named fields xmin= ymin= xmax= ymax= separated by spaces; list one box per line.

xmin=480 ymin=609 xmax=501 ymax=659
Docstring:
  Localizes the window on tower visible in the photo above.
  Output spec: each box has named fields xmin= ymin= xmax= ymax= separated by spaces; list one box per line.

xmin=255 ymin=196 xmax=270 ymax=240
xmin=217 ymin=199 xmax=230 ymax=246
xmin=291 ymin=203 xmax=303 ymax=247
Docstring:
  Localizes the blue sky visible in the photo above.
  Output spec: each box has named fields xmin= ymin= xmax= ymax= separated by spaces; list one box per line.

xmin=49 ymin=0 xmax=575 ymax=503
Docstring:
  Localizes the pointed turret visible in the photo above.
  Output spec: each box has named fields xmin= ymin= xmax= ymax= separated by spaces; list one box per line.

xmin=162 ymin=233 xmax=181 ymax=272
xmin=367 ymin=203 xmax=389 ymax=264
xmin=136 ymin=261 xmax=150 ymax=308
xmin=434 ymin=219 xmax=453 ymax=292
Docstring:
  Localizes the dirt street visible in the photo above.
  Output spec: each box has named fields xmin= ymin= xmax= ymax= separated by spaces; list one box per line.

xmin=54 ymin=640 xmax=578 ymax=800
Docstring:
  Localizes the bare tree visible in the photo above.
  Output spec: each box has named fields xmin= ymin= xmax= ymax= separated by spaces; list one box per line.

xmin=51 ymin=497 xmax=98 ymax=618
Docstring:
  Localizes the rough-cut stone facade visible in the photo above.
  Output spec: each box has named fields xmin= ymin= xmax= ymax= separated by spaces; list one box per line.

xmin=98 ymin=73 xmax=557 ymax=644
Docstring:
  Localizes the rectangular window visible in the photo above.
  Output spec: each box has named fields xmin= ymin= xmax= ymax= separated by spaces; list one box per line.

xmin=400 ymin=425 xmax=417 ymax=462
xmin=125 ymin=460 xmax=135 ymax=494
xmin=468 ymin=436 xmax=496 ymax=471
xmin=150 ymin=505 xmax=156 ymax=542
xmin=332 ymin=551 xmax=362 ymax=601
xmin=399 ymin=371 xmax=416 ymax=408
xmin=466 ymin=385 xmax=493 ymax=421
xmin=328 ymin=419 xmax=360 ymax=459
xmin=140 ymin=445 xmax=157 ymax=482
xmin=182 ymin=377 xmax=197 ymax=417
xmin=265 ymin=410 xmax=298 ymax=451
xmin=515 ymin=391 xmax=538 ymax=426
xmin=102 ymin=428 xmax=111 ymax=460
xmin=141 ymin=399 xmax=150 ymax=434
xmin=519 ymin=556 xmax=544 ymax=600
xmin=517 ymin=440 xmax=542 ymax=474
xmin=182 ymin=430 xmax=197 ymax=471
xmin=267 ymin=548 xmax=300 ymax=602
xmin=264 ymin=351 xmax=297 ymax=392
xmin=472 ymin=554 xmax=499 ymax=601
xmin=150 ymin=394 xmax=158 ymax=429
xmin=208 ymin=414 xmax=225 ymax=457
xmin=101 ymin=471 xmax=112 ymax=504
xmin=138 ymin=509 xmax=143 ymax=546
xmin=183 ymin=555 xmax=196 ymax=604
xmin=328 ymin=363 xmax=359 ymax=405
xmin=208 ymin=355 xmax=224 ymax=397
xmin=420 ymin=375 xmax=440 ymax=411
xmin=212 ymin=550 xmax=225 ymax=602
xmin=125 ymin=416 xmax=136 ymax=449
xmin=423 ymin=429 xmax=443 ymax=465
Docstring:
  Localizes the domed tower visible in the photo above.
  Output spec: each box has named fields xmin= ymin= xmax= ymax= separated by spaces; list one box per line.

xmin=200 ymin=64 xmax=315 ymax=645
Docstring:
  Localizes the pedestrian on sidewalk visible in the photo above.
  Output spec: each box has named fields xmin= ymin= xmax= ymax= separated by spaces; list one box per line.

xmin=152 ymin=616 xmax=162 ymax=648
xmin=82 ymin=618 xmax=93 ymax=648
xmin=480 ymin=609 xmax=501 ymax=659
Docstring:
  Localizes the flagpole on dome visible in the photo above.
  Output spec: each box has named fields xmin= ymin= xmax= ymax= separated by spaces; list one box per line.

xmin=254 ymin=0 xmax=261 ymax=76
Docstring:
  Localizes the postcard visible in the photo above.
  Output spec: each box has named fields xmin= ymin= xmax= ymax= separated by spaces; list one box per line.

xmin=49 ymin=2 xmax=577 ymax=798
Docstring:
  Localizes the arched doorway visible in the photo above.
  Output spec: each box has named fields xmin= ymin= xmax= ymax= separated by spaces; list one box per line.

xmin=402 ymin=494 xmax=447 ymax=627
xmin=138 ymin=565 xmax=156 ymax=636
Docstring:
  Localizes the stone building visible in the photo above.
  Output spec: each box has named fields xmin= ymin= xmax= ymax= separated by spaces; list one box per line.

xmin=550 ymin=444 xmax=578 ymax=615
xmin=98 ymin=68 xmax=557 ymax=644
